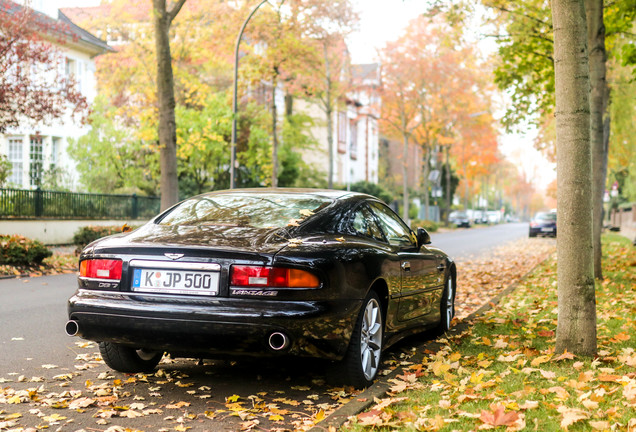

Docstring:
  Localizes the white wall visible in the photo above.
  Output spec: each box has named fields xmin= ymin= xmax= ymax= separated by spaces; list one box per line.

xmin=0 ymin=220 xmax=144 ymax=245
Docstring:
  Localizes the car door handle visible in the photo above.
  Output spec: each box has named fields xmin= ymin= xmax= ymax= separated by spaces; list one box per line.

xmin=437 ymin=264 xmax=446 ymax=272
xmin=401 ymin=262 xmax=411 ymax=271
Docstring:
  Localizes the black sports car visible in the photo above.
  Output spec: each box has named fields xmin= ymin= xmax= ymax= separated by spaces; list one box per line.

xmin=529 ymin=211 xmax=557 ymax=237
xmin=66 ymin=188 xmax=456 ymax=387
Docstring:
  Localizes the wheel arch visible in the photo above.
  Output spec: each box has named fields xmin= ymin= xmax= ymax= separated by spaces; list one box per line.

xmin=368 ymin=277 xmax=389 ymax=319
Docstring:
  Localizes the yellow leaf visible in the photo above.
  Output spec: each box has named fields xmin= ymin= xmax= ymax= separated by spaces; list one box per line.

xmin=269 ymin=414 xmax=284 ymax=421
xmin=530 ymin=355 xmax=552 ymax=367
xmin=470 ymin=372 xmax=484 ymax=384
xmin=314 ymin=409 xmax=325 ymax=422
xmin=431 ymin=361 xmax=451 ymax=376
xmin=7 ymin=395 xmax=22 ymax=404
xmin=226 ymin=394 xmax=241 ymax=403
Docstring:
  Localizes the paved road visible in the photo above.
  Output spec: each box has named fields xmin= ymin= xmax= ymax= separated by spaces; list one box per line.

xmin=0 ymin=273 xmax=77 ymax=375
xmin=430 ymin=222 xmax=528 ymax=259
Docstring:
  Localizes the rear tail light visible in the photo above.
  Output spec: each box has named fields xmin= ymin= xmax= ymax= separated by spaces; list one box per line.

xmin=80 ymin=259 xmax=123 ymax=280
xmin=231 ymin=265 xmax=320 ymax=288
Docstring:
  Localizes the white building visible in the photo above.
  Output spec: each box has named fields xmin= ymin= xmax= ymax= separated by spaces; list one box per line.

xmin=1 ymin=1 xmax=111 ymax=190
xmin=299 ymin=63 xmax=380 ymax=188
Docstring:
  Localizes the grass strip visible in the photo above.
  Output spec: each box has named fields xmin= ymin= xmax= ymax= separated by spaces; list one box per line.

xmin=343 ymin=234 xmax=635 ymax=431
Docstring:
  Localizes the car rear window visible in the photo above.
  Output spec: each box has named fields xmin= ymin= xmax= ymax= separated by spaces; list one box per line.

xmin=158 ymin=193 xmax=333 ymax=229
xmin=536 ymin=212 xmax=557 ymax=221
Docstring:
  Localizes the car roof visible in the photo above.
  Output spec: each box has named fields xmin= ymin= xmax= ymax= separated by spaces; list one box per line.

xmin=200 ymin=188 xmax=373 ymax=201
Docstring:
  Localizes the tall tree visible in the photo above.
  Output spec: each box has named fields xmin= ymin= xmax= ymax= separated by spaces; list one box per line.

xmin=153 ymin=0 xmax=187 ymax=210
xmin=551 ymin=0 xmax=596 ymax=356
xmin=0 ymin=1 xmax=87 ymax=133
xmin=585 ymin=0 xmax=608 ymax=279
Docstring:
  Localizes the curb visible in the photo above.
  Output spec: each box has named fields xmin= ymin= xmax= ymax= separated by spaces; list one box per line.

xmin=308 ymin=253 xmax=552 ymax=432
xmin=0 ymin=273 xmax=31 ymax=280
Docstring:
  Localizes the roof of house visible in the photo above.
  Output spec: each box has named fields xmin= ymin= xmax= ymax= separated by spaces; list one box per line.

xmin=352 ymin=63 xmax=380 ymax=82
xmin=0 ymin=0 xmax=112 ymax=56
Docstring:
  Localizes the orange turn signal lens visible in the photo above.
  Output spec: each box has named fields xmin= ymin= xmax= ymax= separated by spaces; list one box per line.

xmin=287 ymin=269 xmax=320 ymax=288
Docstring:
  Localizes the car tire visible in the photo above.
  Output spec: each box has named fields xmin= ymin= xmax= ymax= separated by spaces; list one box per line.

xmin=341 ymin=291 xmax=384 ymax=388
xmin=529 ymin=232 xmax=537 ymax=238
xmin=435 ymin=274 xmax=456 ymax=334
xmin=99 ymin=342 xmax=162 ymax=373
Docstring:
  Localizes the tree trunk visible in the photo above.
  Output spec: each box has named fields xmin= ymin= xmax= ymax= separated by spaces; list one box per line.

xmin=585 ymin=0 xmax=608 ymax=280
xmin=445 ymin=145 xmax=451 ymax=224
xmin=423 ymin=146 xmax=431 ymax=221
xmin=552 ymin=0 xmax=597 ymax=356
xmin=324 ymin=43 xmax=334 ymax=189
xmin=402 ymin=131 xmax=409 ymax=222
xmin=271 ymin=74 xmax=279 ymax=188
xmin=153 ymin=0 xmax=185 ymax=211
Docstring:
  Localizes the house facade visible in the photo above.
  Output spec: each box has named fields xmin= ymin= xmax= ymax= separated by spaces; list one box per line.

xmin=298 ymin=63 xmax=380 ymax=188
xmin=0 ymin=1 xmax=111 ymax=190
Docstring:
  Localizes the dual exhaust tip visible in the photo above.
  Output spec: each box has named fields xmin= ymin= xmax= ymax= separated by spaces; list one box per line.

xmin=65 ymin=320 xmax=80 ymax=337
xmin=67 ymin=320 xmax=291 ymax=352
xmin=268 ymin=332 xmax=290 ymax=351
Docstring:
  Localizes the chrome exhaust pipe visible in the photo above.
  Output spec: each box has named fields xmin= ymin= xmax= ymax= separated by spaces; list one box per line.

xmin=268 ymin=332 xmax=290 ymax=351
xmin=65 ymin=320 xmax=79 ymax=337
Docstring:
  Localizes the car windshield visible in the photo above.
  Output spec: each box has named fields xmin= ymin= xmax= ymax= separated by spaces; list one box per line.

xmin=535 ymin=212 xmax=556 ymax=221
xmin=158 ymin=193 xmax=333 ymax=229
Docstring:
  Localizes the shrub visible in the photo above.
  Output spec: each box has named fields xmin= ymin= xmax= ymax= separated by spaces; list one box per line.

xmin=0 ymin=235 xmax=52 ymax=266
xmin=410 ymin=219 xmax=439 ymax=233
xmin=73 ymin=225 xmax=126 ymax=249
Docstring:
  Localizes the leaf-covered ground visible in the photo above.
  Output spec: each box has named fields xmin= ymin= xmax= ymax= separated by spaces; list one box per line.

xmin=344 ymin=234 xmax=635 ymax=431
xmin=0 ymin=236 xmax=558 ymax=431
xmin=0 ymin=247 xmax=76 ymax=278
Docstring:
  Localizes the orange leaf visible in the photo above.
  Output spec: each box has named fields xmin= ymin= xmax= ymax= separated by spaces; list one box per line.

xmin=479 ymin=403 xmax=520 ymax=426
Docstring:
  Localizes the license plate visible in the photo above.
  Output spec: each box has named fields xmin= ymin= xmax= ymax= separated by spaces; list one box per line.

xmin=541 ymin=227 xmax=554 ymax=232
xmin=132 ymin=268 xmax=219 ymax=296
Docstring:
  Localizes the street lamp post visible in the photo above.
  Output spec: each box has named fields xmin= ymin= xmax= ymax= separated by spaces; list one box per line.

xmin=230 ymin=0 xmax=270 ymax=189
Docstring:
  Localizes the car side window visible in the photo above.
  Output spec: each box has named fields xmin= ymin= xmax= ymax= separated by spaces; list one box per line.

xmin=369 ymin=202 xmax=416 ymax=248
xmin=351 ymin=205 xmax=385 ymax=242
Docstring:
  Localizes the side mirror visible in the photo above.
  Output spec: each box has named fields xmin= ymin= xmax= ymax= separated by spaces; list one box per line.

xmin=416 ymin=227 xmax=431 ymax=247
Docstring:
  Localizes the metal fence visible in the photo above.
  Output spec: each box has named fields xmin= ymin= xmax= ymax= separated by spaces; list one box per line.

xmin=0 ymin=188 xmax=161 ymax=220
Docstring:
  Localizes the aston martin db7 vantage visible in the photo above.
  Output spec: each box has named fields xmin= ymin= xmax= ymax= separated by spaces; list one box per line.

xmin=66 ymin=188 xmax=456 ymax=387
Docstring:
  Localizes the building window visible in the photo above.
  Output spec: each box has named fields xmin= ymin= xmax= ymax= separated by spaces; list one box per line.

xmin=65 ymin=57 xmax=76 ymax=77
xmin=29 ymin=136 xmax=44 ymax=187
xmin=8 ymin=137 xmax=23 ymax=186
xmin=50 ymin=137 xmax=60 ymax=172
xmin=337 ymin=112 xmax=346 ymax=154
xmin=349 ymin=119 xmax=358 ymax=160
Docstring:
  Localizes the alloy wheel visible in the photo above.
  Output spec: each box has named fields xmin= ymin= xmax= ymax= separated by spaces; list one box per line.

xmin=360 ymin=297 xmax=383 ymax=380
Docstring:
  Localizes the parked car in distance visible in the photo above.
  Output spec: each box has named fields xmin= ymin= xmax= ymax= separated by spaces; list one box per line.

xmin=449 ymin=211 xmax=471 ymax=228
xmin=66 ymin=188 xmax=456 ymax=388
xmin=471 ymin=210 xmax=488 ymax=224
xmin=529 ymin=211 xmax=557 ymax=237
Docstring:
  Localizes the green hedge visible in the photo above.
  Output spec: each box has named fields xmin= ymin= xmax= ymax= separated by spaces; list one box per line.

xmin=73 ymin=225 xmax=127 ymax=249
xmin=410 ymin=219 xmax=439 ymax=233
xmin=0 ymin=235 xmax=52 ymax=266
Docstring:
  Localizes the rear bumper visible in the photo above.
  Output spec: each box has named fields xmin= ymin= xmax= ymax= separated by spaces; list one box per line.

xmin=529 ymin=226 xmax=557 ymax=236
xmin=67 ymin=290 xmax=361 ymax=361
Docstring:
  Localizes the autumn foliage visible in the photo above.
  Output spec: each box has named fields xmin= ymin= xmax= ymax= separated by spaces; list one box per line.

xmin=0 ymin=1 xmax=87 ymax=133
